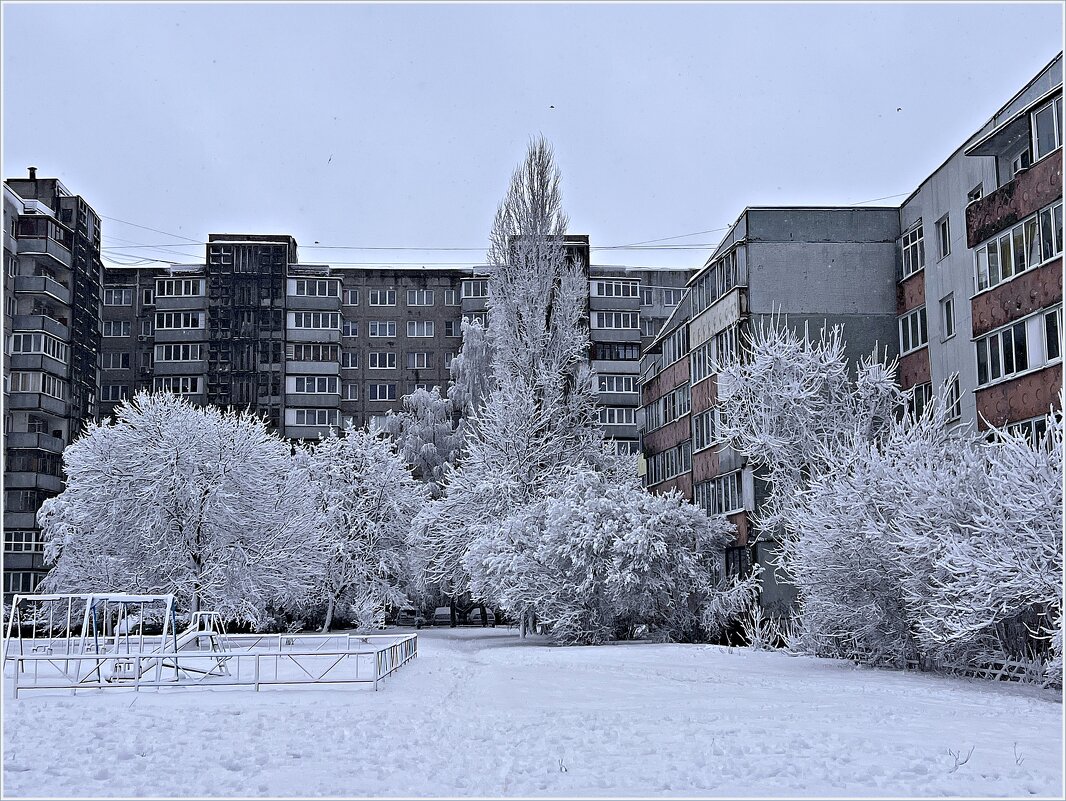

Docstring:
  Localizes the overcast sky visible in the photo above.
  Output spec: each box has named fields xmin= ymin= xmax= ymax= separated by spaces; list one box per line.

xmin=2 ymin=2 xmax=1063 ymax=271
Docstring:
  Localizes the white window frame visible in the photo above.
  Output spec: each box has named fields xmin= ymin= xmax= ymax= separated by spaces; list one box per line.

xmin=901 ymin=222 xmax=925 ymax=278
xmin=368 ymin=289 xmax=396 ymax=306
xmin=155 ymin=311 xmax=205 ymax=330
xmin=369 ymin=383 xmax=397 ymax=402
xmin=973 ymin=201 xmax=1062 ymax=294
xmin=936 ymin=215 xmax=950 ymax=261
xmin=368 ymin=321 xmax=396 ymax=338
xmin=369 ymin=352 xmax=397 ymax=369
xmin=407 ymin=320 xmax=435 ymax=337
xmin=899 ymin=306 xmax=928 ymax=355
xmin=940 ymin=294 xmax=955 ymax=341
xmin=407 ymin=352 xmax=430 ymax=369
xmin=102 ymin=287 xmax=133 ymax=306
xmin=407 ymin=289 xmax=434 ymax=306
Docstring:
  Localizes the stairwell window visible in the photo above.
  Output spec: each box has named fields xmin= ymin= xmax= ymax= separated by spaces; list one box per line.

xmin=901 ymin=222 xmax=925 ymax=278
xmin=936 ymin=215 xmax=951 ymax=260
xmin=899 ymin=307 xmax=927 ymax=354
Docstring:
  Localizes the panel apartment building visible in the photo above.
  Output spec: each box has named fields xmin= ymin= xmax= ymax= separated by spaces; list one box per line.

xmin=639 ymin=208 xmax=901 ymax=610
xmin=99 ymin=234 xmax=694 ymax=454
xmin=3 ymin=171 xmax=104 ymax=596
xmin=638 ymin=54 xmax=1063 ymax=612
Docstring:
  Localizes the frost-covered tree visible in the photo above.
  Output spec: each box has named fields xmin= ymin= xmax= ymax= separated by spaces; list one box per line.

xmin=381 ymin=387 xmax=463 ymax=497
xmin=418 ymin=137 xmax=606 ymax=614
xmin=38 ymin=391 xmax=316 ymax=625
xmin=461 ymin=465 xmax=740 ymax=645
xmin=304 ymin=424 xmax=428 ymax=631
xmin=447 ymin=317 xmax=493 ymax=425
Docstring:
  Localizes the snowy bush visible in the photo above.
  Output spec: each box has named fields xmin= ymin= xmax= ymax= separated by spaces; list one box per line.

xmin=38 ymin=391 xmax=317 ymax=625
xmin=304 ymin=423 xmax=429 ymax=631
xmin=381 ymin=387 xmax=463 ymax=497
xmin=462 ymin=466 xmax=739 ymax=645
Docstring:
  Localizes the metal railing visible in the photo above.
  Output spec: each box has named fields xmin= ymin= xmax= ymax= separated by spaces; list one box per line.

xmin=6 ymin=632 xmax=417 ymax=699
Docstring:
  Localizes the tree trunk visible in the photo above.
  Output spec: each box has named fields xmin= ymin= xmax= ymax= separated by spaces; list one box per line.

xmin=322 ymin=594 xmax=335 ymax=633
xmin=450 ymin=599 xmax=457 ymax=628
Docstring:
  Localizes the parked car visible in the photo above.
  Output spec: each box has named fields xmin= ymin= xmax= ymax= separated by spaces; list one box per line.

xmin=431 ymin=606 xmax=453 ymax=626
xmin=394 ymin=607 xmax=425 ymax=628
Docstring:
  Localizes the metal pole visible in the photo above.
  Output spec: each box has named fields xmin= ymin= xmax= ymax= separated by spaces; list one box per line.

xmin=254 ymin=654 xmax=260 ymax=692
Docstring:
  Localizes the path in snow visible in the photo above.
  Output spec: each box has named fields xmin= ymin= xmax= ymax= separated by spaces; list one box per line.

xmin=3 ymin=627 xmax=1062 ymax=797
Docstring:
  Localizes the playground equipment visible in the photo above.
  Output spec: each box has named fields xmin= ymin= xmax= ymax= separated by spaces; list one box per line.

xmin=3 ymin=593 xmax=418 ymax=698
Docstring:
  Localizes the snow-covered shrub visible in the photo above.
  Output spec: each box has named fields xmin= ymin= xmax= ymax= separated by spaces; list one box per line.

xmin=462 ymin=466 xmax=737 ymax=645
xmin=304 ymin=423 xmax=428 ymax=631
xmin=38 ymin=391 xmax=317 ymax=625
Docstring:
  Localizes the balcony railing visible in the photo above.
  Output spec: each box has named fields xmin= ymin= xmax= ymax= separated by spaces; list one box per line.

xmin=967 ymin=148 xmax=1063 ymax=247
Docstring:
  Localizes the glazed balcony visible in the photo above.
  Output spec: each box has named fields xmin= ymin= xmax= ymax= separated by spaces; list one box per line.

xmin=966 ymin=148 xmax=1062 ymax=247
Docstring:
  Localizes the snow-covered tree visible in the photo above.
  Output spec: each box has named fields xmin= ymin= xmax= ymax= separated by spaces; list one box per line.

xmin=381 ymin=387 xmax=463 ymax=497
xmin=447 ymin=317 xmax=493 ymax=425
xmin=419 ymin=137 xmax=606 ymax=613
xmin=305 ymin=423 xmax=428 ymax=631
xmin=38 ymin=391 xmax=316 ymax=625
xmin=461 ymin=465 xmax=740 ymax=645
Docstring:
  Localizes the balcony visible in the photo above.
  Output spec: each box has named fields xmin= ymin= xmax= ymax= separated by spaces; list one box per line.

xmin=967 ymin=148 xmax=1062 ymax=247
xmin=6 ymin=393 xmax=68 ymax=417
xmin=12 ymin=314 xmax=69 ymax=340
xmin=286 ymin=328 xmax=341 ymax=343
xmin=4 ymin=432 xmax=66 ymax=453
xmin=286 ymin=360 xmax=340 ymax=375
xmin=13 ymin=275 xmax=71 ymax=305
xmin=3 ymin=472 xmax=64 ymax=493
xmin=16 ymin=235 xmax=72 ymax=268
xmin=287 ymin=294 xmax=342 ymax=311
xmin=284 ymin=393 xmax=340 ymax=407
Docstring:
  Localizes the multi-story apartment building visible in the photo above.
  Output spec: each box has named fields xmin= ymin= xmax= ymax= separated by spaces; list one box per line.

xmin=897 ymin=53 xmax=1062 ymax=435
xmin=639 ymin=208 xmax=901 ymax=611
xmin=100 ymin=234 xmax=692 ymax=452
xmin=639 ymin=54 xmax=1063 ymax=615
xmin=3 ymin=170 xmax=103 ymax=595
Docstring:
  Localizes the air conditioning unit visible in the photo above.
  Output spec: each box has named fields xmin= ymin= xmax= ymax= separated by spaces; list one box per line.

xmin=137 ymin=335 xmax=149 ymax=342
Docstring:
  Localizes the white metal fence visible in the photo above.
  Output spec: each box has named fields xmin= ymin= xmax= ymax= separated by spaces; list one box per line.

xmin=6 ymin=632 xmax=418 ymax=699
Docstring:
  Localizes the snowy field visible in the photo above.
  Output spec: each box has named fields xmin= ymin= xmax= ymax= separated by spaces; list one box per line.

xmin=3 ymin=627 xmax=1062 ymax=798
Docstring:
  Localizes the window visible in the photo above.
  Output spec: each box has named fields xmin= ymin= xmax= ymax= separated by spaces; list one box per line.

xmin=103 ymin=320 xmax=131 ymax=337
xmin=141 ymin=319 xmax=153 ymax=337
xmin=155 ymin=311 xmax=204 ymax=330
xmin=407 ymin=320 xmax=434 ymax=337
xmin=368 ymin=289 xmax=396 ymax=306
xmin=947 ymin=376 xmax=961 ymax=421
xmin=694 ymin=471 xmax=743 ymax=515
xmin=643 ymin=384 xmax=690 ymax=431
xmin=289 ymin=312 xmax=339 ymax=329
xmin=342 ymin=351 xmax=359 ymax=369
xmin=713 ymin=325 xmax=740 ymax=370
xmin=598 ymin=406 xmax=635 ymax=425
xmin=369 ymin=383 xmax=397 ymax=401
xmin=290 ymin=375 xmax=339 ymax=394
xmin=103 ymin=352 xmax=131 ymax=370
xmin=4 ymin=530 xmax=44 ymax=553
xmin=901 ymin=222 xmax=925 ymax=278
xmin=590 ymin=343 xmax=640 ymax=361
xmin=407 ymin=289 xmax=434 ymax=306
xmin=142 ymin=288 xmax=155 ymax=306
xmin=941 ymin=295 xmax=955 ymax=340
xmin=645 ymin=441 xmax=692 ymax=486
xmin=690 ymin=340 xmax=713 ymax=384
xmin=290 ymin=278 xmax=338 ymax=297
xmin=444 ymin=320 xmax=461 ymax=337
xmin=662 ymin=326 xmax=688 ymax=365
xmin=974 ymin=201 xmax=1063 ymax=292
xmin=342 ymin=320 xmax=358 ymax=337
xmin=967 ymin=184 xmax=983 ymax=203
xmin=691 ymin=249 xmax=740 ymax=315
xmin=369 ymin=321 xmax=396 ymax=337
xmin=662 ymin=288 xmax=683 ymax=306
xmin=8 ymin=371 xmax=66 ymax=399
xmin=641 ymin=288 xmax=654 ymax=306
xmin=692 ymin=409 xmax=716 ymax=452
xmin=156 ymin=278 xmax=204 ymax=297
xmin=292 ymin=408 xmax=339 ymax=426
xmin=641 ymin=318 xmax=663 ymax=337
xmin=910 ymin=382 xmax=933 ymax=418
xmin=1045 ymin=307 xmax=1062 ymax=362
xmin=369 ymin=352 xmax=397 ymax=369
xmin=592 ymin=311 xmax=639 ymax=329
xmin=101 ymin=384 xmax=127 ymax=402
xmin=291 ymin=344 xmax=340 ymax=362
xmin=155 ymin=344 xmax=202 ymax=362
xmin=1008 ymin=415 xmax=1053 ymax=447
xmin=591 ymin=280 xmax=639 ymax=297
xmin=342 ymin=288 xmax=360 ymax=306
xmin=1031 ymin=97 xmax=1062 ymax=162
xmin=9 ymin=332 xmax=68 ymax=362
xmin=407 ymin=352 xmax=430 ymax=369
xmin=444 ymin=290 xmax=460 ymax=306
xmin=899 ymin=307 xmax=928 ymax=354
xmin=154 ymin=376 xmax=200 ymax=394
xmin=936 ymin=215 xmax=951 ymax=260
xmin=1011 ymin=149 xmax=1032 ymax=178
xmin=469 ymin=312 xmax=487 ymax=325
xmin=462 ymin=279 xmax=488 ymax=298
xmin=445 ymin=353 xmax=456 ymax=369
xmin=4 ymin=572 xmax=44 ymax=594
xmin=343 ymin=382 xmax=359 ymax=401
xmin=597 ymin=374 xmax=637 ymax=394
xmin=103 ymin=288 xmax=133 ymax=306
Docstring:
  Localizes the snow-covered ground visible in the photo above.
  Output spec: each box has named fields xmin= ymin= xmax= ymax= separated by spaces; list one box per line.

xmin=3 ymin=627 xmax=1062 ymax=797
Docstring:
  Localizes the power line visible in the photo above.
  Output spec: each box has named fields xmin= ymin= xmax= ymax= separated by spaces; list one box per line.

xmin=100 ymin=215 xmax=202 ymax=244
